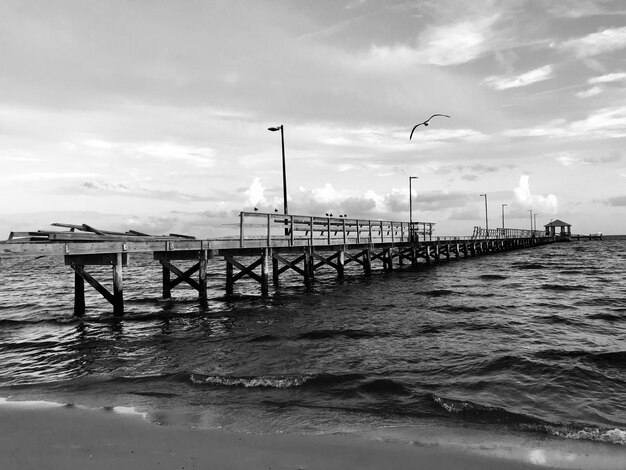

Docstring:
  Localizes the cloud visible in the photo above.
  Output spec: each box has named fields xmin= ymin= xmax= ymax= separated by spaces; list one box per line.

xmin=245 ymin=178 xmax=267 ymax=207
xmin=484 ymin=65 xmax=554 ymax=90
xmin=0 ymin=172 xmax=100 ymax=183
xmin=79 ymin=180 xmax=219 ymax=202
xmin=576 ymin=86 xmax=603 ymax=98
xmin=578 ymin=73 xmax=626 ymax=98
xmin=514 ymin=175 xmax=558 ymax=214
xmin=604 ymin=196 xmax=626 ymax=206
xmin=367 ymin=15 xmax=500 ymax=67
xmin=505 ymin=106 xmax=626 ymax=139
xmin=589 ymin=72 xmax=626 ymax=84
xmin=561 ymin=27 xmax=626 ymax=58
xmin=557 ymin=151 xmax=622 ymax=166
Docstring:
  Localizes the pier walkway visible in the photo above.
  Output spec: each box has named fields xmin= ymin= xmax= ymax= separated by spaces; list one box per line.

xmin=0 ymin=212 xmax=556 ymax=316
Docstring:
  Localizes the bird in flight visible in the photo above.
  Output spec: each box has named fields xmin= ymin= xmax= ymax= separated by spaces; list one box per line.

xmin=410 ymin=114 xmax=450 ymax=140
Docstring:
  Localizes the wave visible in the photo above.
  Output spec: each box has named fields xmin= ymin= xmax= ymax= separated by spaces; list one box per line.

xmin=247 ymin=334 xmax=279 ymax=342
xmin=431 ymin=394 xmax=626 ymax=446
xmin=513 ymin=262 xmax=545 ymax=270
xmin=547 ymin=426 xmax=626 ymax=446
xmin=588 ymin=312 xmax=624 ymax=322
xmin=533 ymin=349 xmax=626 ymax=367
xmin=541 ymin=283 xmax=587 ymax=291
xmin=189 ymin=373 xmax=372 ymax=391
xmin=445 ymin=305 xmax=483 ymax=313
xmin=431 ymin=394 xmax=546 ymax=425
xmin=537 ymin=314 xmax=584 ymax=326
xmin=0 ymin=317 xmax=79 ymax=327
xmin=189 ymin=373 xmax=310 ymax=389
xmin=421 ymin=289 xmax=455 ymax=297
xmin=297 ymin=329 xmax=385 ymax=340
xmin=357 ymin=378 xmax=412 ymax=396
xmin=524 ymin=423 xmax=626 ymax=446
xmin=479 ymin=274 xmax=508 ymax=280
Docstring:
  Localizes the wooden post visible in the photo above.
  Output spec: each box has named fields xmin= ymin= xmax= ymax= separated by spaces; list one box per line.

xmin=226 ymin=260 xmax=234 ymax=296
xmin=74 ymin=266 xmax=85 ymax=316
xmin=162 ymin=264 xmax=171 ymax=299
xmin=327 ymin=218 xmax=331 ymax=244
xmin=364 ymin=248 xmax=372 ymax=274
xmin=384 ymin=248 xmax=392 ymax=271
xmin=272 ymin=255 xmax=280 ymax=287
xmin=337 ymin=249 xmax=345 ymax=279
xmin=112 ymin=252 xmax=124 ymax=316
xmin=240 ymin=212 xmax=245 ymax=247
xmin=261 ymin=249 xmax=270 ymax=296
xmin=199 ymin=251 xmax=208 ymax=302
xmin=290 ymin=215 xmax=294 ymax=246
xmin=304 ymin=248 xmax=314 ymax=286
xmin=266 ymin=214 xmax=271 ymax=246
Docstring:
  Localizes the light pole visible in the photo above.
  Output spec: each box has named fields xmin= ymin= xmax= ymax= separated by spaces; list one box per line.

xmin=528 ymin=209 xmax=533 ymax=232
xmin=268 ymin=125 xmax=288 ymax=216
xmin=480 ymin=194 xmax=488 ymax=237
xmin=409 ymin=176 xmax=418 ymax=241
xmin=501 ymin=203 xmax=507 ymax=236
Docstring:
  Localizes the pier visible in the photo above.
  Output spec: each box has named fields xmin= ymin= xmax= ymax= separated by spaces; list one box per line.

xmin=0 ymin=212 xmax=556 ymax=316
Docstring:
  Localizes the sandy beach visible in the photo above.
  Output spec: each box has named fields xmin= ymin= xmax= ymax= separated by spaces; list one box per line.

xmin=0 ymin=402 xmax=569 ymax=470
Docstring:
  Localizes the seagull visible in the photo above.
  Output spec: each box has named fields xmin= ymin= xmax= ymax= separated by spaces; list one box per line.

xmin=410 ymin=114 xmax=451 ymax=140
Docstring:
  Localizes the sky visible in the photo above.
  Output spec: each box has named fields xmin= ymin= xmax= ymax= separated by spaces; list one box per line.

xmin=1 ymin=0 xmax=626 ymax=238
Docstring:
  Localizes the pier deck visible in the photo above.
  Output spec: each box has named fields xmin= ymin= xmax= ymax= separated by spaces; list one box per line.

xmin=0 ymin=212 xmax=556 ymax=316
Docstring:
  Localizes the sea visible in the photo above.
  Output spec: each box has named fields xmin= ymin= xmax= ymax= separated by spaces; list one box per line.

xmin=1 ymin=239 xmax=625 ymax=468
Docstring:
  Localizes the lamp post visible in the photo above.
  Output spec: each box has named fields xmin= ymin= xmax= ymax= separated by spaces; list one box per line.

xmin=501 ymin=203 xmax=507 ymax=237
xmin=409 ymin=176 xmax=418 ymax=241
xmin=528 ymin=209 xmax=533 ymax=232
xmin=480 ymin=194 xmax=488 ymax=237
xmin=268 ymin=125 xmax=288 ymax=216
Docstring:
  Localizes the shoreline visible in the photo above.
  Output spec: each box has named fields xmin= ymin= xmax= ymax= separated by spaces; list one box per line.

xmin=2 ymin=399 xmax=625 ymax=470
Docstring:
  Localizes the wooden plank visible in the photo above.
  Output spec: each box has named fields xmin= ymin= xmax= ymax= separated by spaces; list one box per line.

xmin=65 ymin=253 xmax=128 ymax=266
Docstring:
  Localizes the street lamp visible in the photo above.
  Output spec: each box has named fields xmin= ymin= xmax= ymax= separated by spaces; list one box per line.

xmin=409 ymin=176 xmax=418 ymax=241
xmin=528 ymin=209 xmax=533 ymax=232
xmin=268 ymin=125 xmax=288 ymax=216
xmin=501 ymin=203 xmax=507 ymax=235
xmin=480 ymin=194 xmax=488 ymax=237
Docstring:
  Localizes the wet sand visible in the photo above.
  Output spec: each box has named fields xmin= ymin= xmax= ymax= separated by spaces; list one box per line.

xmin=0 ymin=404 xmax=555 ymax=470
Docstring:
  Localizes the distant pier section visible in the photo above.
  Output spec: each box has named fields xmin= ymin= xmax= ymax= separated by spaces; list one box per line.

xmin=1 ymin=211 xmax=558 ymax=316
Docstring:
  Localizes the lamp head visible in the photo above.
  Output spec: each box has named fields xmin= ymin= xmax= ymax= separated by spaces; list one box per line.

xmin=268 ymin=126 xmax=282 ymax=132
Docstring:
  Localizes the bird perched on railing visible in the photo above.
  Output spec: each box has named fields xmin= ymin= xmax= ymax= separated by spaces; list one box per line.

xmin=410 ymin=114 xmax=450 ymax=140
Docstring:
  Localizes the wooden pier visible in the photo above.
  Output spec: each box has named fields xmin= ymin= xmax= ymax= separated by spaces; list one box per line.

xmin=0 ymin=212 xmax=556 ymax=316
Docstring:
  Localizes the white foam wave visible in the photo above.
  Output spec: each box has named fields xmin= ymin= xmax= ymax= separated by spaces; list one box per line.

xmin=0 ymin=396 xmax=64 ymax=409
xmin=191 ymin=374 xmax=309 ymax=388
xmin=552 ymin=427 xmax=626 ymax=446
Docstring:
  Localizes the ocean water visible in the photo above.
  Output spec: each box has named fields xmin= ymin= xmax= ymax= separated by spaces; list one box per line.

xmin=1 ymin=240 xmax=625 ymax=465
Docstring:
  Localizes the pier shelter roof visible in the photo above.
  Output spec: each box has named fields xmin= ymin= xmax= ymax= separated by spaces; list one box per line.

xmin=544 ymin=219 xmax=571 ymax=228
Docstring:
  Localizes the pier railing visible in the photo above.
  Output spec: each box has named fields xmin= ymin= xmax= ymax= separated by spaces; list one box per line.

xmin=471 ymin=226 xmax=549 ymax=240
xmin=239 ymin=212 xmax=434 ymax=248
